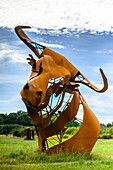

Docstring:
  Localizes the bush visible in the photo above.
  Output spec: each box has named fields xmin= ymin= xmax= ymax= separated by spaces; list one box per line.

xmin=13 ymin=128 xmax=26 ymax=137
xmin=65 ymin=127 xmax=80 ymax=135
xmin=13 ymin=130 xmax=21 ymax=137
xmin=0 ymin=124 xmax=20 ymax=135
xmin=99 ymin=133 xmax=112 ymax=139
xmin=0 ymin=124 xmax=31 ymax=136
xmin=20 ymin=128 xmax=26 ymax=137
xmin=0 ymin=123 xmax=36 ymax=137
xmin=65 ymin=121 xmax=80 ymax=127
xmin=100 ymin=126 xmax=113 ymax=139
xmin=63 ymin=134 xmax=70 ymax=138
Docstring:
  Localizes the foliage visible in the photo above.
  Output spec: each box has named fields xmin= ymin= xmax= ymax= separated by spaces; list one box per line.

xmin=0 ymin=124 xmax=22 ymax=136
xmin=13 ymin=130 xmax=21 ymax=137
xmin=65 ymin=127 xmax=80 ymax=135
xmin=0 ymin=110 xmax=81 ymax=137
xmin=0 ymin=111 xmax=35 ymax=136
xmin=0 ymin=124 xmax=35 ymax=137
xmin=0 ymin=113 xmax=6 ymax=124
xmin=16 ymin=113 xmax=33 ymax=126
xmin=0 ymin=110 xmax=34 ymax=126
xmin=13 ymin=128 xmax=27 ymax=137
xmin=64 ymin=122 xmax=113 ymax=139
xmin=0 ymin=111 xmax=113 ymax=139
xmin=63 ymin=134 xmax=70 ymax=138
xmin=100 ymin=133 xmax=112 ymax=139
xmin=65 ymin=120 xmax=80 ymax=127
xmin=107 ymin=123 xmax=112 ymax=127
xmin=100 ymin=123 xmax=106 ymax=129
xmin=99 ymin=126 xmax=113 ymax=139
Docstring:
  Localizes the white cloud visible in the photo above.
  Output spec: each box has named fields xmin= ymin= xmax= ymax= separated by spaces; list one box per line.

xmin=0 ymin=41 xmax=64 ymax=63
xmin=37 ymin=42 xmax=65 ymax=49
xmin=0 ymin=0 xmax=113 ymax=33
xmin=96 ymin=49 xmax=113 ymax=54
xmin=0 ymin=48 xmax=27 ymax=63
xmin=83 ymin=86 xmax=113 ymax=123
xmin=0 ymin=43 xmax=27 ymax=63
xmin=0 ymin=95 xmax=20 ymax=104
xmin=0 ymin=74 xmax=27 ymax=84
xmin=0 ymin=94 xmax=25 ymax=113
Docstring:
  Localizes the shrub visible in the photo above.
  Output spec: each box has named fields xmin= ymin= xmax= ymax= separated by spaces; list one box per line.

xmin=100 ymin=126 xmax=113 ymax=139
xmin=107 ymin=123 xmax=112 ymax=127
xmin=0 ymin=124 xmax=36 ymax=136
xmin=65 ymin=121 xmax=80 ymax=127
xmin=63 ymin=134 xmax=70 ymax=138
xmin=65 ymin=127 xmax=79 ymax=135
xmin=13 ymin=128 xmax=26 ymax=137
xmin=13 ymin=130 xmax=21 ymax=137
xmin=20 ymin=128 xmax=26 ymax=137
xmin=99 ymin=133 xmax=112 ymax=139
xmin=0 ymin=124 xmax=20 ymax=135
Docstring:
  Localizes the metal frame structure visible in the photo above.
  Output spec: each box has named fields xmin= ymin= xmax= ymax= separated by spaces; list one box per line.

xmin=15 ymin=26 xmax=108 ymax=154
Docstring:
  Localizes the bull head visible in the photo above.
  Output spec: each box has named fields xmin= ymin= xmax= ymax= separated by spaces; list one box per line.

xmin=15 ymin=26 xmax=108 ymax=154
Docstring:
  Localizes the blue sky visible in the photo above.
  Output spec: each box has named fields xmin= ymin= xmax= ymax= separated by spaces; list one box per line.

xmin=0 ymin=0 xmax=113 ymax=124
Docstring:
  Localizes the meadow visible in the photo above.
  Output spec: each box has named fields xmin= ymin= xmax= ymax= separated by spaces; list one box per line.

xmin=0 ymin=136 xmax=113 ymax=170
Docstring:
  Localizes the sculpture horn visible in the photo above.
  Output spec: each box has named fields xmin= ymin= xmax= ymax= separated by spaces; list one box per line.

xmin=71 ymin=68 xmax=108 ymax=93
xmin=15 ymin=26 xmax=46 ymax=58
xmin=15 ymin=26 xmax=108 ymax=93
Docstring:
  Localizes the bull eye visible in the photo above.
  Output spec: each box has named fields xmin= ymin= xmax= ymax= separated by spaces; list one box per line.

xmin=32 ymin=61 xmax=36 ymax=70
xmin=36 ymin=91 xmax=42 ymax=96
xmin=37 ymin=61 xmax=43 ymax=76
xmin=24 ymin=83 xmax=29 ymax=90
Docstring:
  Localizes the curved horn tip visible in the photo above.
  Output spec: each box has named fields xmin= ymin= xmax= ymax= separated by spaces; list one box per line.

xmin=15 ymin=26 xmax=31 ymax=31
xmin=99 ymin=68 xmax=103 ymax=73
xmin=99 ymin=68 xmax=108 ymax=91
xmin=99 ymin=68 xmax=107 ymax=78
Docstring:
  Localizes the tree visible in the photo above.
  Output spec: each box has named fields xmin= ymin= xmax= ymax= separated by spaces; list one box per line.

xmin=5 ymin=113 xmax=17 ymax=124
xmin=107 ymin=123 xmax=112 ymax=128
xmin=65 ymin=120 xmax=80 ymax=127
xmin=16 ymin=113 xmax=33 ymax=126
xmin=0 ymin=114 xmax=7 ymax=124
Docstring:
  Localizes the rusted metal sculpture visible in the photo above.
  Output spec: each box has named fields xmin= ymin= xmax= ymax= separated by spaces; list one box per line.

xmin=15 ymin=26 xmax=108 ymax=154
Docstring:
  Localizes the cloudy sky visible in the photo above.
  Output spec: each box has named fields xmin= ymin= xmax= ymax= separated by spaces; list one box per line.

xmin=0 ymin=0 xmax=113 ymax=124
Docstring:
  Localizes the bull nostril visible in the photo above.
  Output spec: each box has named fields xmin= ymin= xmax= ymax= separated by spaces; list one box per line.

xmin=36 ymin=91 xmax=42 ymax=96
xmin=24 ymin=83 xmax=29 ymax=90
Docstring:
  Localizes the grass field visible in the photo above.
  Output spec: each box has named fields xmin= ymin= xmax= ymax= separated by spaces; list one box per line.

xmin=0 ymin=136 xmax=113 ymax=169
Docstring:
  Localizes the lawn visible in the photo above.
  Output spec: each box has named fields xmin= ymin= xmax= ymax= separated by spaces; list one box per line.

xmin=0 ymin=136 xmax=113 ymax=169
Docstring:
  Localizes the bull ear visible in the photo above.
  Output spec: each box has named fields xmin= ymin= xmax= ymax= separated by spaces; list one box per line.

xmin=71 ymin=68 xmax=108 ymax=93
xmin=26 ymin=54 xmax=36 ymax=67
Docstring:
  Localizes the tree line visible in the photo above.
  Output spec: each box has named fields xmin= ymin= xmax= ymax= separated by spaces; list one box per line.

xmin=0 ymin=111 xmax=113 ymax=139
xmin=0 ymin=110 xmax=34 ymax=126
xmin=0 ymin=111 xmax=34 ymax=137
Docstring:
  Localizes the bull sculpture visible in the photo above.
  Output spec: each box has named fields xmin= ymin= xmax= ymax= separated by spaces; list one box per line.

xmin=15 ymin=26 xmax=108 ymax=154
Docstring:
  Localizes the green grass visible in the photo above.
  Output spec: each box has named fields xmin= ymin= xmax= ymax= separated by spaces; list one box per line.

xmin=0 ymin=136 xmax=113 ymax=169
